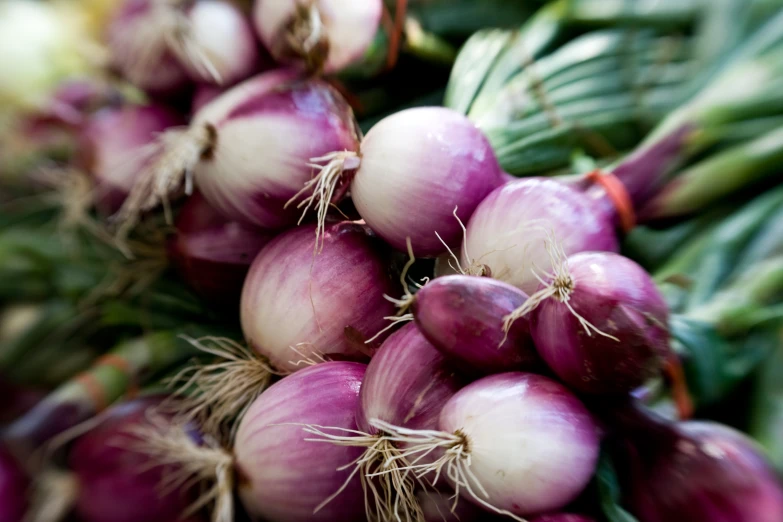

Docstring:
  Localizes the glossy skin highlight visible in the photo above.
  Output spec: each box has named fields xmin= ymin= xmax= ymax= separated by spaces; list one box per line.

xmin=413 ymin=275 xmax=538 ymax=375
xmin=235 ymin=362 xmax=367 ymax=522
xmin=532 ymin=252 xmax=670 ymax=395
xmin=352 ymin=107 xmax=505 ymax=256
xmin=240 ymin=222 xmax=396 ymax=372
xmin=439 ymin=373 xmax=600 ymax=516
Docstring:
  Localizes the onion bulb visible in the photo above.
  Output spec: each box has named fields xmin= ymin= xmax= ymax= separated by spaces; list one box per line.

xmin=253 ymin=0 xmax=383 ymax=73
xmin=0 ymin=442 xmax=27 ymax=522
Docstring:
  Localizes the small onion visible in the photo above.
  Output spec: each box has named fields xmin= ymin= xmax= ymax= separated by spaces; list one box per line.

xmin=68 ymin=396 xmax=200 ymax=522
xmin=412 ymin=274 xmax=539 ymax=375
xmin=108 ymin=0 xmax=258 ymax=93
xmin=240 ymin=221 xmax=396 ymax=372
xmin=0 ymin=442 xmax=28 ymax=522
xmin=78 ymin=104 xmax=182 ymax=214
xmin=291 ymin=107 xmax=505 ymax=256
xmin=614 ymin=403 xmax=783 ymax=522
xmin=253 ymin=0 xmax=383 ymax=73
xmin=375 ymin=372 xmax=600 ymax=518
xmin=234 ymin=362 xmax=367 ymax=522
xmin=167 ymin=191 xmax=274 ymax=306
xmin=462 ymin=178 xmax=618 ymax=295
xmin=527 ymin=251 xmax=671 ymax=395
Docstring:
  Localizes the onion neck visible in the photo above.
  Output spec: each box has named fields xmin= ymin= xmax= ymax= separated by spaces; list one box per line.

xmin=282 ymin=3 xmax=330 ymax=71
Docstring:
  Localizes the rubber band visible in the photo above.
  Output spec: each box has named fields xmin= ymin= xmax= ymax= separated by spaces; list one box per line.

xmin=75 ymin=373 xmax=109 ymax=412
xmin=381 ymin=0 xmax=407 ymax=71
xmin=97 ymin=354 xmax=140 ymax=399
xmin=663 ymin=354 xmax=694 ymax=420
xmin=586 ymin=169 xmax=637 ymax=233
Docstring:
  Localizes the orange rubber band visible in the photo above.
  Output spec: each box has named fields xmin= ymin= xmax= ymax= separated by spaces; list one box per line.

xmin=586 ymin=169 xmax=636 ymax=233
xmin=664 ymin=355 xmax=694 ymax=420
xmin=75 ymin=373 xmax=108 ymax=412
xmin=381 ymin=0 xmax=407 ymax=71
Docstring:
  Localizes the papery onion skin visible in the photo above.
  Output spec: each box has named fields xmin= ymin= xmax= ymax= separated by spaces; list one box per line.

xmin=0 ymin=442 xmax=27 ymax=522
xmin=193 ymin=70 xmax=360 ymax=229
xmin=462 ymin=178 xmax=618 ymax=294
xmin=167 ymin=192 xmax=274 ymax=307
xmin=439 ymin=372 xmax=600 ymax=516
xmin=418 ymin=490 xmax=484 ymax=522
xmin=532 ymin=252 xmax=670 ymax=395
xmin=625 ymin=420 xmax=783 ymax=522
xmin=351 ymin=107 xmax=505 ymax=256
xmin=355 ymin=323 xmax=464 ymax=434
xmin=412 ymin=275 xmax=538 ymax=376
xmin=79 ymin=104 xmax=182 ymax=214
xmin=107 ymin=0 xmax=191 ymax=95
xmin=68 ymin=396 xmax=200 ymax=522
xmin=180 ymin=0 xmax=258 ymax=86
xmin=234 ymin=362 xmax=367 ymax=522
xmin=253 ymin=0 xmax=383 ymax=74
xmin=240 ymin=222 xmax=396 ymax=372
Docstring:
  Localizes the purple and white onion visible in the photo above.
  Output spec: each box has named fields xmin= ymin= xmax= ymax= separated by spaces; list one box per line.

xmin=0 ymin=442 xmax=27 ymax=522
xmin=253 ymin=0 xmax=383 ymax=73
xmin=234 ymin=361 xmax=367 ymax=522
xmin=240 ymin=221 xmax=396 ymax=372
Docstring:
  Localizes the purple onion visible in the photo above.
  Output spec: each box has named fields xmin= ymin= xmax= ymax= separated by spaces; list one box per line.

xmin=253 ymin=0 xmax=383 ymax=73
xmin=107 ymin=0 xmax=191 ymax=95
xmin=78 ymin=104 xmax=182 ymax=214
xmin=240 ymin=221 xmax=396 ymax=372
xmin=167 ymin=191 xmax=274 ymax=306
xmin=613 ymin=404 xmax=783 ymax=522
xmin=68 ymin=396 xmax=200 ymax=522
xmin=530 ymin=515 xmax=596 ymax=522
xmin=234 ymin=361 xmax=367 ymax=522
xmin=463 ymin=178 xmax=619 ymax=294
xmin=191 ymin=84 xmax=224 ymax=114
xmin=0 ymin=443 xmax=27 ymax=522
xmin=530 ymin=251 xmax=671 ymax=395
xmin=412 ymin=274 xmax=538 ymax=376
xmin=418 ymin=490 xmax=484 ymax=522
xmin=349 ymin=107 xmax=506 ymax=256
xmin=191 ymin=70 xmax=360 ymax=229
xmin=433 ymin=373 xmax=599 ymax=517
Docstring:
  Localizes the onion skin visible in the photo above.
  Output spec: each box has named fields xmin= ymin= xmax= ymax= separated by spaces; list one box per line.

xmin=418 ymin=490 xmax=484 ymax=522
xmin=351 ymin=107 xmax=505 ymax=256
xmin=622 ymin=417 xmax=783 ymax=522
xmin=68 ymin=396 xmax=199 ymax=522
xmin=240 ymin=221 xmax=396 ymax=372
xmin=440 ymin=373 xmax=600 ymax=516
xmin=79 ymin=104 xmax=182 ymax=214
xmin=107 ymin=0 xmax=191 ymax=95
xmin=0 ymin=443 xmax=27 ymax=522
xmin=235 ymin=362 xmax=367 ymax=522
xmin=191 ymin=84 xmax=224 ymax=114
xmin=167 ymin=192 xmax=274 ymax=307
xmin=180 ymin=0 xmax=258 ymax=86
xmin=531 ymin=252 xmax=670 ymax=395
xmin=412 ymin=275 xmax=538 ymax=376
xmin=253 ymin=0 xmax=382 ymax=74
xmin=193 ymin=70 xmax=360 ymax=229
xmin=463 ymin=178 xmax=619 ymax=294
xmin=355 ymin=323 xmax=464 ymax=434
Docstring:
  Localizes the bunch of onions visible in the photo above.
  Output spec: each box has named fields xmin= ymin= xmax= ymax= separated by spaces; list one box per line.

xmin=108 ymin=0 xmax=258 ymax=94
xmin=115 ymin=69 xmax=359 ymax=232
xmin=502 ymin=249 xmax=688 ymax=409
xmin=24 ymin=395 xmax=206 ymax=522
xmin=303 ymin=323 xmax=465 ymax=520
xmin=371 ymin=372 xmax=601 ymax=519
xmin=134 ymin=362 xmax=368 ymax=522
xmin=0 ymin=442 xmax=28 ymax=522
xmin=411 ymin=274 xmax=539 ymax=375
xmin=288 ymin=106 xmax=506 ymax=256
xmin=253 ymin=0 xmax=383 ymax=73
xmin=77 ymin=103 xmax=182 ymax=214
xmin=610 ymin=401 xmax=783 ymax=522
xmin=166 ymin=191 xmax=274 ymax=307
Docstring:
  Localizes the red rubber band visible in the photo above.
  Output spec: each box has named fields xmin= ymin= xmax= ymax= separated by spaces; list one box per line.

xmin=75 ymin=373 xmax=108 ymax=412
xmin=381 ymin=0 xmax=407 ymax=71
xmin=586 ymin=169 xmax=636 ymax=233
xmin=664 ymin=355 xmax=694 ymax=420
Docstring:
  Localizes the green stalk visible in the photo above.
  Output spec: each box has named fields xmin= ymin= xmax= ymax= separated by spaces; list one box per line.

xmin=640 ymin=125 xmax=783 ymax=219
xmin=2 ymin=328 xmax=212 ymax=455
xmin=750 ymin=339 xmax=783 ymax=474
